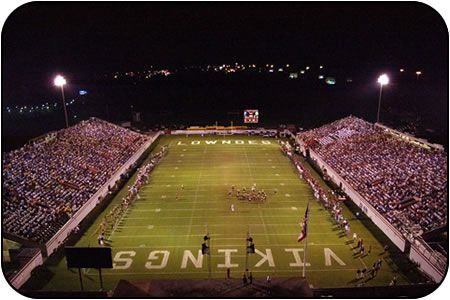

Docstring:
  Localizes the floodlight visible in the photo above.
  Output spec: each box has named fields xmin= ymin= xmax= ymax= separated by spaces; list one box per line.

xmin=53 ymin=74 xmax=69 ymax=128
xmin=376 ymin=74 xmax=389 ymax=123
xmin=377 ymin=74 xmax=389 ymax=86
xmin=54 ymin=75 xmax=66 ymax=87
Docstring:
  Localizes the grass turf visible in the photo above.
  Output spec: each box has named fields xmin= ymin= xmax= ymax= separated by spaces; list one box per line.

xmin=30 ymin=135 xmax=424 ymax=292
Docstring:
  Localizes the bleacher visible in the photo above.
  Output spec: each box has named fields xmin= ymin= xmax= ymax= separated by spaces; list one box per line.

xmin=2 ymin=118 xmax=148 ymax=243
xmin=297 ymin=116 xmax=448 ymax=239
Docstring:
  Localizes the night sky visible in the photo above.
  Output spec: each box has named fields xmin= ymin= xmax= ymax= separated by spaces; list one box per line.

xmin=2 ymin=2 xmax=448 ymax=146
xmin=3 ymin=3 xmax=447 ymax=83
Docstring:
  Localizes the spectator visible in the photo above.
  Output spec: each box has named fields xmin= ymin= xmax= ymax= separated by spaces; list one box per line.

xmin=2 ymin=118 xmax=149 ymax=243
xmin=297 ymin=116 xmax=447 ymax=238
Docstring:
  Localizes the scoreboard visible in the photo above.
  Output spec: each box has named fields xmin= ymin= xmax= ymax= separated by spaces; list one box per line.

xmin=244 ymin=109 xmax=259 ymax=123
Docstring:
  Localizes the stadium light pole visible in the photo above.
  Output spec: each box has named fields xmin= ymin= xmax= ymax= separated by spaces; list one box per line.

xmin=54 ymin=75 xmax=69 ymax=128
xmin=376 ymin=74 xmax=389 ymax=124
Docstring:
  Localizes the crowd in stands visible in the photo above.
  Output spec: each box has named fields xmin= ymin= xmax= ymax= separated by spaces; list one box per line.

xmin=297 ymin=116 xmax=447 ymax=238
xmin=3 ymin=118 xmax=148 ymax=243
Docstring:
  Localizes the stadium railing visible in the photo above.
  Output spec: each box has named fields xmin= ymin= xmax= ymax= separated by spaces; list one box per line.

xmin=8 ymin=131 xmax=163 ymax=290
xmin=307 ymin=148 xmax=407 ymax=251
xmin=9 ymin=250 xmax=43 ymax=290
xmin=409 ymin=238 xmax=447 ymax=282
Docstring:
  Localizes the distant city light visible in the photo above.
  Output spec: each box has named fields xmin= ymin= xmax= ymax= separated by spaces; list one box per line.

xmin=305 ymin=66 xmax=310 ymax=70
xmin=289 ymin=73 xmax=298 ymax=79
xmin=300 ymin=70 xmax=305 ymax=74
xmin=325 ymin=77 xmax=336 ymax=85
xmin=286 ymin=64 xmax=290 ymax=67
xmin=415 ymin=70 xmax=423 ymax=79
xmin=79 ymin=90 xmax=88 ymax=95
xmin=377 ymin=74 xmax=389 ymax=86
xmin=400 ymin=68 xmax=405 ymax=72
xmin=318 ymin=75 xmax=324 ymax=79
xmin=278 ymin=68 xmax=283 ymax=72
xmin=319 ymin=65 xmax=324 ymax=69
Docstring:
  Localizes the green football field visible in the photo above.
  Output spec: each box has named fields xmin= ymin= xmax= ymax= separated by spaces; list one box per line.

xmin=34 ymin=135 xmax=424 ymax=291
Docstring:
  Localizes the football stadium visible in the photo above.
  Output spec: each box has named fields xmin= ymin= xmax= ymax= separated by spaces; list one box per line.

xmin=2 ymin=116 xmax=447 ymax=297
xmin=2 ymin=2 xmax=448 ymax=298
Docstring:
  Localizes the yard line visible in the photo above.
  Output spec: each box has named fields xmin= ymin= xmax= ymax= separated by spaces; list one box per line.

xmin=124 ymin=215 xmax=311 ymax=220
xmin=212 ymin=237 xmax=250 ymax=240
xmin=145 ymin=180 xmax=301 ymax=184
xmin=112 ymin=233 xmax=340 ymax=238
xmin=101 ymin=269 xmax=360 ymax=276
xmin=242 ymin=142 xmax=271 ymax=244
xmin=116 ymin=223 xmax=315 ymax=228
xmin=117 ymin=222 xmax=338 ymax=228
xmin=132 ymin=207 xmax=308 ymax=212
xmin=111 ymin=243 xmax=353 ymax=248
xmin=139 ymin=190 xmax=311 ymax=195
xmin=258 ymin=209 xmax=271 ymax=244
xmin=132 ymin=203 xmax=311 ymax=208
xmin=186 ymin=143 xmax=207 ymax=239
xmin=138 ymin=194 xmax=310 ymax=198
xmin=160 ymin=162 xmax=288 ymax=166
xmin=133 ymin=200 xmax=311 ymax=205
xmin=137 ymin=195 xmax=310 ymax=199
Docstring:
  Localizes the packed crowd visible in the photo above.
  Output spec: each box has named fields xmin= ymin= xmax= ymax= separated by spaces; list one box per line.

xmin=97 ymin=145 xmax=168 ymax=244
xmin=3 ymin=118 xmax=148 ymax=243
xmin=297 ymin=116 xmax=448 ymax=237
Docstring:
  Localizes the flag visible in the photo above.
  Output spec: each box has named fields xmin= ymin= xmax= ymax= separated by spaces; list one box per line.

xmin=297 ymin=203 xmax=310 ymax=242
xmin=303 ymin=202 xmax=310 ymax=220
xmin=297 ymin=221 xmax=308 ymax=242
